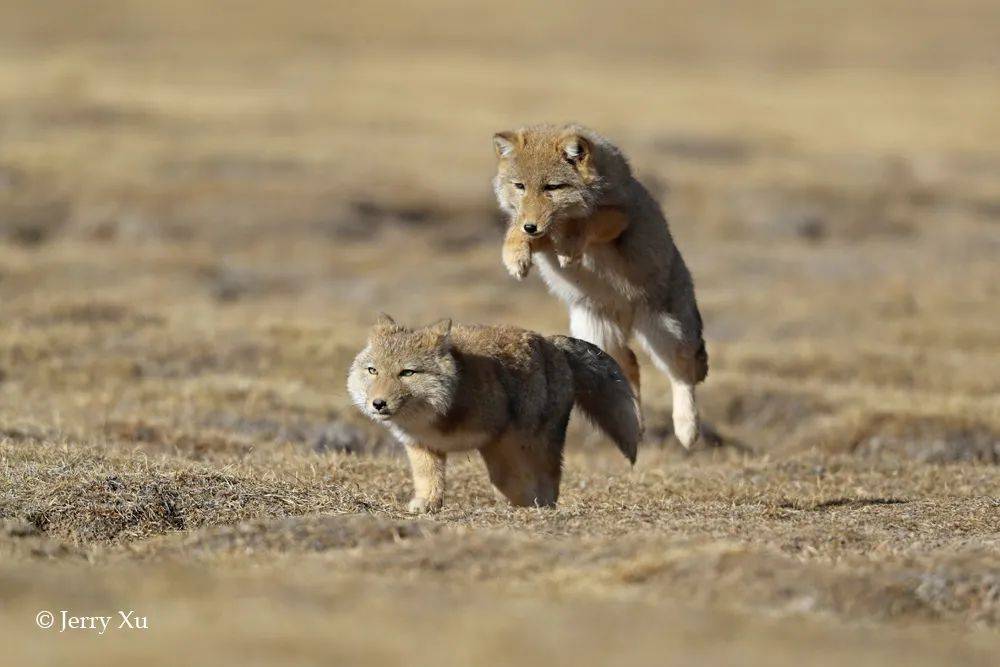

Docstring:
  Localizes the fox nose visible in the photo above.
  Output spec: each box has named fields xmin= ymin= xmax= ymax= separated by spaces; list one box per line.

xmin=522 ymin=223 xmax=538 ymax=235
xmin=372 ymin=399 xmax=388 ymax=412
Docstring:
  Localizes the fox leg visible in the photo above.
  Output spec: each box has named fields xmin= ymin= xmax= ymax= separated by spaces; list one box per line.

xmin=502 ymin=223 xmax=534 ymax=280
xmin=634 ymin=307 xmax=707 ymax=449
xmin=403 ymin=444 xmax=446 ymax=513
xmin=480 ymin=436 xmax=561 ymax=507
xmin=585 ymin=206 xmax=630 ymax=243
xmin=503 ymin=207 xmax=627 ymax=278
xmin=553 ymin=220 xmax=587 ymax=268
xmin=569 ymin=304 xmax=642 ymax=412
xmin=554 ymin=207 xmax=630 ymax=267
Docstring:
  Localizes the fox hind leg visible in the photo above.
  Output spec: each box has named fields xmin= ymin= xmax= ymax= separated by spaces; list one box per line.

xmin=634 ymin=308 xmax=707 ymax=449
xmin=480 ymin=435 xmax=561 ymax=507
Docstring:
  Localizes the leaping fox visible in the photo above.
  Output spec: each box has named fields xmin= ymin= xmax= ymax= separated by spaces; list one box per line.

xmin=492 ymin=124 xmax=708 ymax=448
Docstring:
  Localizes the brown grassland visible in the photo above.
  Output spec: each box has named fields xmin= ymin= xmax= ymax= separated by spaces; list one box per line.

xmin=1 ymin=0 xmax=999 ymax=664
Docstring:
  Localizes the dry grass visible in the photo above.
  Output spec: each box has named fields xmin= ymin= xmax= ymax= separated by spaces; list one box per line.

xmin=1 ymin=0 xmax=1000 ymax=663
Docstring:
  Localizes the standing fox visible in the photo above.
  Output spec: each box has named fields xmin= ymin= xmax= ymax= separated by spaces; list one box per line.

xmin=493 ymin=124 xmax=708 ymax=447
xmin=347 ymin=315 xmax=641 ymax=513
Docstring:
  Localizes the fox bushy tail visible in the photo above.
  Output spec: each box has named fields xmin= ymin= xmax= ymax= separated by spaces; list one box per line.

xmin=549 ymin=335 xmax=642 ymax=464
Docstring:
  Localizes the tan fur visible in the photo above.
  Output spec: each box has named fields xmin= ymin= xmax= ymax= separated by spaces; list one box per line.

xmin=502 ymin=206 xmax=631 ymax=276
xmin=347 ymin=316 xmax=640 ymax=512
xmin=493 ymin=124 xmax=708 ymax=448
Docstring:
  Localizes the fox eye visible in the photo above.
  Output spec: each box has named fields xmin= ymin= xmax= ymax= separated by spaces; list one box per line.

xmin=544 ymin=183 xmax=568 ymax=191
xmin=512 ymin=182 xmax=525 ymax=190
xmin=398 ymin=369 xmax=416 ymax=377
xmin=367 ymin=366 xmax=377 ymax=375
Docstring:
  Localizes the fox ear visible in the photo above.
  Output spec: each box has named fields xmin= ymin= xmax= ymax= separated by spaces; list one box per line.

xmin=373 ymin=312 xmax=403 ymax=333
xmin=560 ymin=134 xmax=591 ymax=166
xmin=427 ymin=318 xmax=452 ymax=337
xmin=493 ymin=131 xmax=517 ymax=159
xmin=426 ymin=318 xmax=453 ymax=351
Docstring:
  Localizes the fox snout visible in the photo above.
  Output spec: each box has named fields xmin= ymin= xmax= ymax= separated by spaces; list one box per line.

xmin=515 ymin=210 xmax=556 ymax=237
xmin=368 ymin=394 xmax=400 ymax=419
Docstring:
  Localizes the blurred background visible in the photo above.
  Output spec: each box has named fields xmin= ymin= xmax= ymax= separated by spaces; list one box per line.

xmin=2 ymin=1 xmax=999 ymax=664
xmin=1 ymin=0 xmax=997 ymax=453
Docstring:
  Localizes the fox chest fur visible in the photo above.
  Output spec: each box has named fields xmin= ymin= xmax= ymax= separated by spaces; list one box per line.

xmin=534 ymin=236 xmax=648 ymax=310
xmin=385 ymin=414 xmax=496 ymax=453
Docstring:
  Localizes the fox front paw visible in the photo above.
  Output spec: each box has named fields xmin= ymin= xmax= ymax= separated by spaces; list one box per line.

xmin=557 ymin=253 xmax=581 ymax=268
xmin=407 ymin=496 xmax=443 ymax=514
xmin=502 ymin=247 xmax=532 ymax=280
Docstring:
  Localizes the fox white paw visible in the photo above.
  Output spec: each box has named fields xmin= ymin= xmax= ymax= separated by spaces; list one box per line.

xmin=673 ymin=414 xmax=700 ymax=449
xmin=556 ymin=253 xmax=580 ymax=268
xmin=407 ymin=497 xmax=443 ymax=514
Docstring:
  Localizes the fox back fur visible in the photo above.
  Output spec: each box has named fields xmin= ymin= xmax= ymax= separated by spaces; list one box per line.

xmin=492 ymin=123 xmax=708 ymax=448
xmin=347 ymin=315 xmax=641 ymax=512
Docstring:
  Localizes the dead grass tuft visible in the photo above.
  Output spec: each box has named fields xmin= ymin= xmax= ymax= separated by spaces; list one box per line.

xmin=2 ymin=448 xmax=366 ymax=543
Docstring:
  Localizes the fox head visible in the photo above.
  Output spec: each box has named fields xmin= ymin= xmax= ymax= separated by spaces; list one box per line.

xmin=492 ymin=124 xmax=605 ymax=239
xmin=347 ymin=315 xmax=458 ymax=424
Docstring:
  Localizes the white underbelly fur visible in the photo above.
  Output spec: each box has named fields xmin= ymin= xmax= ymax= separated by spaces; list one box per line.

xmin=535 ymin=247 xmax=627 ymax=311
